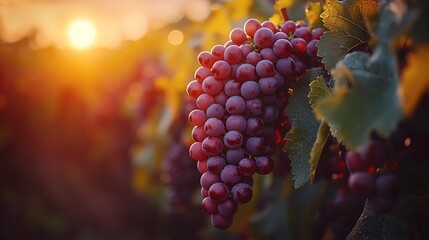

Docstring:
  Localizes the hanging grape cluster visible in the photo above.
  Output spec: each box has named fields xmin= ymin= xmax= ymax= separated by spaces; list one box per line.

xmin=186 ymin=17 xmax=324 ymax=229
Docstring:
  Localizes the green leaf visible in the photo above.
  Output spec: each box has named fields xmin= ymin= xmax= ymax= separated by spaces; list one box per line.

xmin=314 ymin=50 xmax=403 ymax=149
xmin=307 ymin=76 xmax=332 ymax=181
xmin=316 ymin=0 xmax=377 ymax=71
xmin=308 ymin=75 xmax=331 ymax=111
xmin=283 ymin=67 xmax=323 ymax=188
xmin=309 ymin=120 xmax=330 ymax=182
xmin=347 ymin=198 xmax=416 ymax=240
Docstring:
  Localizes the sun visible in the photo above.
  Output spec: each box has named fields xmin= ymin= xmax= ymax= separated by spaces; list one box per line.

xmin=67 ymin=19 xmax=97 ymax=49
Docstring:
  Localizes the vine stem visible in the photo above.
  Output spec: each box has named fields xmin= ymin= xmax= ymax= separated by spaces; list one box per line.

xmin=281 ymin=8 xmax=289 ymax=22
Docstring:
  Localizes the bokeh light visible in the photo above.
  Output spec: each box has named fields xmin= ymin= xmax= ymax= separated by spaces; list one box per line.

xmin=67 ymin=19 xmax=97 ymax=49
xmin=167 ymin=30 xmax=184 ymax=46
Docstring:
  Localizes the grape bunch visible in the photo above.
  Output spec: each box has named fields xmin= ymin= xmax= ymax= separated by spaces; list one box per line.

xmin=186 ymin=17 xmax=324 ymax=229
xmin=346 ymin=140 xmax=401 ymax=214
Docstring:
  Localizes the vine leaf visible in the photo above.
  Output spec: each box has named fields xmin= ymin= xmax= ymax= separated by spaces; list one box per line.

xmin=314 ymin=51 xmax=403 ymax=149
xmin=305 ymin=2 xmax=324 ymax=29
xmin=283 ymin=68 xmax=323 ymax=188
xmin=308 ymin=76 xmax=332 ymax=181
xmin=347 ymin=198 xmax=416 ymax=240
xmin=316 ymin=0 xmax=377 ymax=71
xmin=400 ymin=45 xmax=429 ymax=116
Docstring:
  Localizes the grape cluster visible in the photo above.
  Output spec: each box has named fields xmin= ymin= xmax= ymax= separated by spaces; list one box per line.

xmin=346 ymin=140 xmax=401 ymax=214
xmin=186 ymin=18 xmax=324 ymax=229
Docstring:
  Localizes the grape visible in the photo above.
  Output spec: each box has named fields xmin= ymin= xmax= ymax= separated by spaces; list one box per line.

xmin=276 ymin=57 xmax=295 ymax=76
xmin=202 ymin=197 xmax=218 ymax=214
xmin=211 ymin=45 xmax=225 ymax=61
xmin=211 ymin=213 xmax=233 ymax=230
xmin=294 ymin=27 xmax=312 ymax=42
xmin=306 ymin=39 xmax=318 ymax=57
xmin=348 ymin=172 xmax=374 ymax=196
xmin=240 ymin=44 xmax=253 ymax=57
xmin=224 ymin=79 xmax=241 ymax=97
xmin=231 ymin=183 xmax=253 ymax=204
xmin=261 ymin=105 xmax=278 ymax=124
xmin=345 ymin=151 xmax=367 ymax=172
xmin=197 ymin=160 xmax=208 ymax=173
xmin=261 ymin=21 xmax=277 ymax=33
xmin=240 ymin=81 xmax=260 ymax=100
xmin=225 ymin=148 xmax=245 ymax=165
xmin=201 ymin=187 xmax=208 ymax=198
xmin=291 ymin=38 xmax=307 ymax=55
xmin=246 ymin=52 xmax=262 ymax=66
xmin=254 ymin=27 xmax=274 ymax=49
xmin=211 ymin=60 xmax=231 ymax=80
xmin=244 ymin=18 xmax=261 ymax=38
xmin=198 ymin=51 xmax=216 ymax=68
xmin=188 ymin=109 xmax=206 ymax=126
xmin=189 ymin=142 xmax=208 ymax=161
xmin=218 ymin=198 xmax=238 ymax=218
xmin=256 ymin=59 xmax=275 ymax=77
xmin=224 ymin=45 xmax=243 ymax=64
xmin=245 ymin=98 xmax=265 ymax=117
xmin=255 ymin=156 xmax=274 ymax=174
xmin=274 ymin=31 xmax=288 ymax=41
xmin=208 ymin=182 xmax=229 ymax=202
xmin=223 ymin=130 xmax=243 ymax=149
xmin=375 ymin=174 xmax=400 ymax=197
xmin=238 ymin=157 xmax=256 ymax=176
xmin=206 ymin=103 xmax=225 ymax=119
xmin=202 ymin=76 xmax=223 ymax=96
xmin=224 ymin=40 xmax=235 ymax=48
xmin=281 ymin=20 xmax=296 ymax=35
xmin=246 ymin=117 xmax=264 ymax=136
xmin=196 ymin=93 xmax=214 ymax=111
xmin=226 ymin=96 xmax=246 ymax=114
xmin=272 ymin=39 xmax=292 ymax=57
xmin=192 ymin=126 xmax=208 ymax=142
xmin=236 ymin=63 xmax=257 ymax=82
xmin=260 ymin=48 xmax=278 ymax=63
xmin=220 ymin=164 xmax=241 ymax=186
xmin=207 ymin=156 xmax=226 ymax=174
xmin=258 ymin=77 xmax=278 ymax=95
xmin=214 ymin=91 xmax=228 ymax=107
xmin=194 ymin=67 xmax=213 ymax=83
xmin=225 ymin=115 xmax=247 ymax=132
xmin=186 ymin=80 xmax=204 ymax=98
xmin=200 ymin=171 xmax=221 ymax=190
xmin=312 ymin=27 xmax=325 ymax=40
xmin=246 ymin=137 xmax=266 ymax=156
xmin=201 ymin=136 xmax=223 ymax=156
xmin=230 ymin=28 xmax=247 ymax=45
xmin=204 ymin=118 xmax=225 ymax=137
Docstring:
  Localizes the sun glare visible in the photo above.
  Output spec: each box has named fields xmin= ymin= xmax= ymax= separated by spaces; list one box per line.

xmin=67 ymin=19 xmax=97 ymax=49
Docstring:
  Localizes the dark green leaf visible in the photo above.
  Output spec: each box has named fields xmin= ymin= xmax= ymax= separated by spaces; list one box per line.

xmin=347 ymin=197 xmax=416 ymax=240
xmin=317 ymin=0 xmax=377 ymax=71
xmin=308 ymin=75 xmax=331 ymax=110
xmin=314 ymin=50 xmax=403 ymax=149
xmin=283 ymin=67 xmax=323 ymax=188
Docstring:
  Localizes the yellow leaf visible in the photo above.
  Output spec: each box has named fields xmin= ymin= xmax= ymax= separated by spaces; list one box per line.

xmin=227 ymin=0 xmax=253 ymax=21
xmin=399 ymin=45 xmax=429 ymax=116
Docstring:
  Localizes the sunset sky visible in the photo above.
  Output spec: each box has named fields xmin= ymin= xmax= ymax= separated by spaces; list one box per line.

xmin=0 ymin=0 xmax=212 ymax=49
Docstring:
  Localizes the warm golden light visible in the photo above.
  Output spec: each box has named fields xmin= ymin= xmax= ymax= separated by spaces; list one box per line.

xmin=67 ymin=19 xmax=97 ymax=49
xmin=167 ymin=30 xmax=184 ymax=46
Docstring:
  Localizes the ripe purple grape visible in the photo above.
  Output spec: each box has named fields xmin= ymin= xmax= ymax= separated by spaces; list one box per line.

xmin=281 ymin=20 xmax=296 ymax=35
xmin=211 ymin=45 xmax=225 ymax=60
xmin=348 ymin=172 xmax=374 ymax=196
xmin=246 ymin=117 xmax=264 ymax=136
xmin=223 ymin=130 xmax=244 ymax=149
xmin=194 ymin=66 xmax=213 ymax=83
xmin=192 ymin=126 xmax=208 ymax=142
xmin=208 ymin=182 xmax=229 ymax=202
xmin=236 ymin=63 xmax=257 ymax=82
xmin=201 ymin=136 xmax=223 ymax=156
xmin=240 ymin=81 xmax=260 ymax=100
xmin=245 ymin=98 xmax=265 ymax=117
xmin=218 ymin=198 xmax=238 ymax=218
xmin=202 ymin=197 xmax=218 ymax=214
xmin=189 ymin=142 xmax=208 ymax=161
xmin=225 ymin=115 xmax=247 ymax=132
xmin=258 ymin=77 xmax=278 ymax=95
xmin=207 ymin=156 xmax=226 ymax=174
xmin=198 ymin=51 xmax=216 ymax=68
xmin=294 ymin=27 xmax=312 ymax=42
xmin=202 ymin=76 xmax=223 ymax=96
xmin=211 ymin=60 xmax=231 ymax=80
xmin=246 ymin=51 xmax=262 ymax=66
xmin=255 ymin=156 xmax=274 ymax=174
xmin=254 ymin=27 xmax=274 ymax=49
xmin=246 ymin=137 xmax=266 ymax=156
xmin=204 ymin=118 xmax=225 ymax=137
xmin=256 ymin=59 xmax=275 ymax=77
xmin=230 ymin=28 xmax=247 ymax=45
xmin=186 ymin=80 xmax=204 ymax=99
xmin=220 ymin=164 xmax=241 ymax=186
xmin=211 ymin=213 xmax=233 ymax=230
xmin=226 ymin=96 xmax=246 ymax=114
xmin=244 ymin=18 xmax=261 ymax=38
xmin=224 ymin=45 xmax=243 ymax=64
xmin=196 ymin=93 xmax=214 ymax=111
xmin=273 ymin=39 xmax=292 ymax=57
xmin=200 ymin=171 xmax=221 ymax=190
xmin=238 ymin=157 xmax=256 ymax=176
xmin=188 ymin=109 xmax=206 ymax=126
xmin=206 ymin=103 xmax=225 ymax=119
xmin=224 ymin=79 xmax=241 ymax=97
xmin=231 ymin=183 xmax=253 ymax=204
xmin=225 ymin=148 xmax=245 ymax=165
